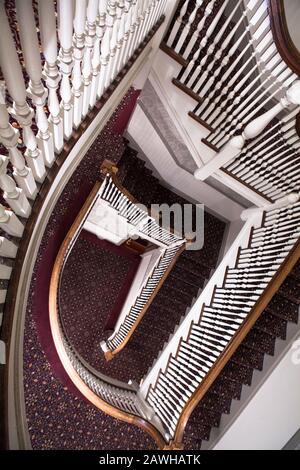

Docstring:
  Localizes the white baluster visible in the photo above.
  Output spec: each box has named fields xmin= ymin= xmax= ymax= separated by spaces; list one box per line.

xmin=90 ymin=0 xmax=107 ymax=108
xmin=98 ymin=1 xmax=117 ymax=98
xmin=182 ymin=0 xmax=216 ymax=60
xmin=82 ymin=0 xmax=99 ymax=117
xmin=220 ymin=70 xmax=296 ymax=147
xmin=38 ymin=0 xmax=64 ymax=154
xmin=193 ymin=0 xmax=246 ymax=95
xmin=198 ymin=11 xmax=269 ymax=122
xmin=58 ymin=0 xmax=74 ymax=140
xmin=0 ymin=236 xmax=18 ymax=259
xmin=105 ymin=4 xmax=120 ymax=89
xmin=203 ymin=5 xmax=268 ymax=102
xmin=16 ymin=0 xmax=55 ymax=169
xmin=174 ymin=1 xmax=202 ymax=55
xmin=127 ymin=0 xmax=140 ymax=61
xmin=166 ymin=0 xmax=189 ymax=48
xmin=212 ymin=60 xmax=293 ymax=147
xmin=0 ymin=84 xmax=37 ymax=200
xmin=113 ymin=5 xmax=127 ymax=78
xmin=0 ymin=156 xmax=31 ymax=218
xmin=72 ymin=0 xmax=87 ymax=128
xmin=0 ymin=203 xmax=24 ymax=237
xmin=204 ymin=26 xmax=272 ymax=125
xmin=209 ymin=43 xmax=278 ymax=130
xmin=130 ymin=0 xmax=143 ymax=57
xmin=0 ymin=2 xmax=46 ymax=183
xmin=182 ymin=0 xmax=229 ymax=86
xmin=194 ymin=81 xmax=300 ymax=180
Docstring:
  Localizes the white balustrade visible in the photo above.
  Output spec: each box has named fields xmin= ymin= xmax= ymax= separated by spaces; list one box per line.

xmin=0 ymin=203 xmax=24 ymax=237
xmin=140 ymin=194 xmax=300 ymax=439
xmin=0 ymin=2 xmax=46 ymax=184
xmin=0 ymin=156 xmax=31 ymax=218
xmin=90 ymin=0 xmax=107 ymax=107
xmin=58 ymin=0 xmax=74 ymax=140
xmin=16 ymin=0 xmax=55 ymax=169
xmin=0 ymin=236 xmax=18 ymax=259
xmin=0 ymin=84 xmax=37 ymax=199
xmin=38 ymin=0 xmax=64 ymax=154
xmin=72 ymin=0 xmax=87 ymax=127
xmin=166 ymin=0 xmax=189 ymax=48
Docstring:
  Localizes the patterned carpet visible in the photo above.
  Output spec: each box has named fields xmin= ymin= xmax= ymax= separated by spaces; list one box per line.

xmin=23 ymin=89 xmax=158 ymax=450
xmin=60 ymin=230 xmax=141 ymax=377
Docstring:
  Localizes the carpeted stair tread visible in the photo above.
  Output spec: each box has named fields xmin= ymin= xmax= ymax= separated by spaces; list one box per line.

xmin=154 ymin=289 xmax=189 ymax=315
xmin=162 ymin=277 xmax=198 ymax=304
xmin=242 ymin=329 xmax=276 ymax=356
xmin=210 ymin=375 xmax=243 ymax=401
xmin=184 ymin=421 xmax=211 ymax=441
xmin=169 ymin=263 xmax=207 ymax=291
xmin=290 ymin=261 xmax=300 ymax=280
xmin=117 ymin=147 xmax=139 ymax=183
xmin=188 ymin=405 xmax=222 ymax=429
xmin=130 ymin=173 xmax=161 ymax=208
xmin=168 ymin=272 xmax=203 ymax=298
xmin=266 ymin=294 xmax=299 ymax=323
xmin=230 ymin=344 xmax=265 ymax=371
xmin=221 ymin=362 xmax=253 ymax=386
xmin=122 ymin=158 xmax=146 ymax=195
xmin=254 ymin=310 xmax=288 ymax=340
xmin=177 ymin=254 xmax=212 ymax=280
xmin=201 ymin=390 xmax=232 ymax=415
xmin=278 ymin=276 xmax=300 ymax=304
xmin=182 ymin=249 xmax=217 ymax=273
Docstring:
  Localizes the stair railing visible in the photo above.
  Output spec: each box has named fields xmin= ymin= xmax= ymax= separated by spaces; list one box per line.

xmin=98 ymin=167 xmax=187 ymax=359
xmin=160 ymin=0 xmax=300 ymax=202
xmin=0 ymin=0 xmax=167 ymax=234
xmin=139 ymin=192 xmax=300 ymax=449
xmin=49 ymin=179 xmax=170 ymax=448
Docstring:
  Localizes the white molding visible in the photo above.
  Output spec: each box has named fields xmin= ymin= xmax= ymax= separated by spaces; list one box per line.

xmin=149 ymin=64 xmax=206 ymax=168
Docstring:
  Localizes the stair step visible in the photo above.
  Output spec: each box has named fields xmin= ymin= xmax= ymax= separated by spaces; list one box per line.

xmin=210 ymin=375 xmax=243 ymax=401
xmin=243 ymin=329 xmax=276 ymax=356
xmin=171 ymin=261 xmax=208 ymax=289
xmin=266 ymin=294 xmax=299 ymax=324
xmin=201 ymin=389 xmax=232 ymax=415
xmin=159 ymin=281 xmax=192 ymax=306
xmin=222 ymin=362 xmax=253 ymax=386
xmin=278 ymin=276 xmax=300 ymax=304
xmin=231 ymin=344 xmax=265 ymax=371
xmin=254 ymin=310 xmax=288 ymax=340
xmin=188 ymin=405 xmax=222 ymax=428
xmin=166 ymin=272 xmax=200 ymax=298
xmin=177 ymin=254 xmax=212 ymax=279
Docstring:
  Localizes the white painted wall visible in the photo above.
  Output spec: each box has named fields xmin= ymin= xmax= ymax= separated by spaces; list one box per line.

xmin=214 ymin=333 xmax=300 ymax=450
xmin=127 ymin=103 xmax=244 ymax=222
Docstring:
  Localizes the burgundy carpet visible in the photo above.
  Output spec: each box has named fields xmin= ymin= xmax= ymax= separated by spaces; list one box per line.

xmin=60 ymin=230 xmax=141 ymax=371
xmin=23 ymin=88 xmax=157 ymax=450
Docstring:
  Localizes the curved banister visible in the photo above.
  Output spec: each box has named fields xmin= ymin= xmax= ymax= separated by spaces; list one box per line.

xmin=268 ymin=0 xmax=300 ymax=78
xmin=49 ymin=181 xmax=168 ymax=449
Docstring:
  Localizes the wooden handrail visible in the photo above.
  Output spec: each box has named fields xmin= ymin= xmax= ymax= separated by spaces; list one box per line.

xmin=268 ymin=0 xmax=300 ymax=77
xmin=163 ymin=237 xmax=300 ymax=449
xmin=0 ymin=17 xmax=166 ymax=449
xmin=49 ymin=181 xmax=167 ymax=449
xmin=100 ymin=161 xmax=186 ymax=242
xmin=104 ymin=242 xmax=187 ymax=361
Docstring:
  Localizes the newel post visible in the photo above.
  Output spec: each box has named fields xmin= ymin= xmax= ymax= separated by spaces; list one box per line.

xmin=194 ymin=80 xmax=300 ymax=181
